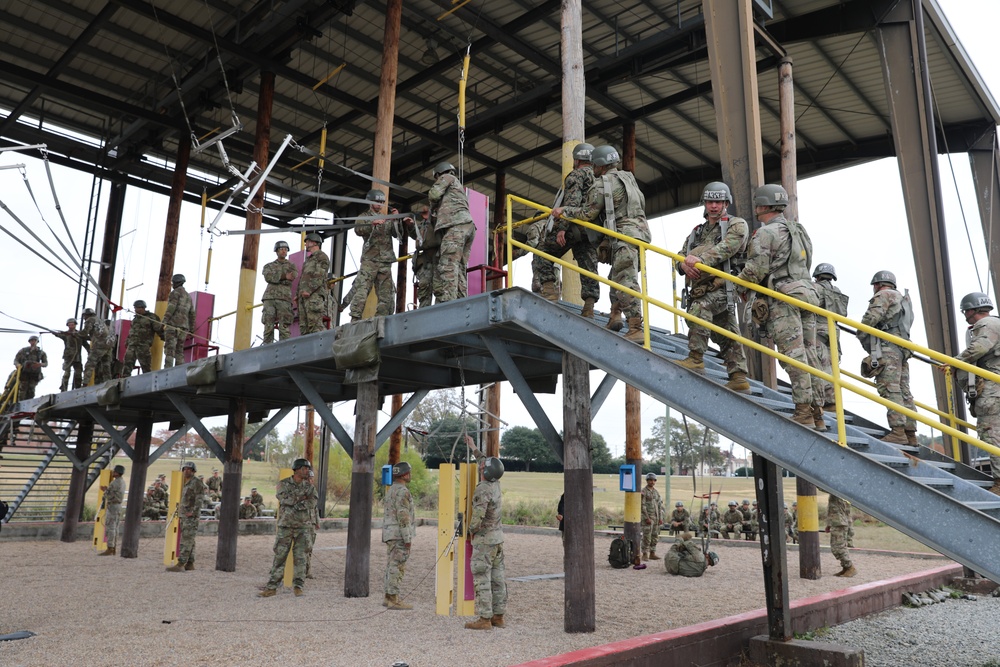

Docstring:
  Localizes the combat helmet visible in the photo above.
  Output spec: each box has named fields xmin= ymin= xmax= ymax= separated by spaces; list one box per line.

xmin=82 ymin=307 xmax=96 ymax=318
xmin=675 ymin=501 xmax=684 ymax=507
xmin=646 ymin=473 xmax=657 ymax=481
xmin=366 ymin=189 xmax=386 ymax=202
xmin=960 ymin=291 xmax=994 ymax=312
xmin=752 ymin=184 xmax=789 ymax=209
xmin=291 ymin=458 xmax=312 ymax=471
xmin=66 ymin=318 xmax=77 ymax=326
xmin=728 ymin=500 xmax=738 ymax=507
xmin=304 ymin=232 xmax=323 ymax=244
xmin=181 ymin=461 xmax=197 ymax=472
xmin=113 ymin=464 xmax=126 ymax=475
xmin=701 ymin=181 xmax=732 ymax=203
xmin=813 ymin=263 xmax=837 ymax=281
xmin=171 ymin=273 xmax=185 ymax=286
xmin=480 ymin=456 xmax=504 ymax=482
xmin=274 ymin=240 xmax=290 ymax=252
xmin=134 ymin=300 xmax=146 ymax=309
xmin=572 ymin=142 xmax=595 ymax=162
xmin=870 ymin=270 xmax=896 ymax=288
xmin=591 ymin=145 xmax=620 ymax=167
xmin=392 ymin=461 xmax=412 ymax=477
xmin=706 ymin=551 xmax=720 ymax=567
xmin=28 ymin=335 xmax=39 ymax=342
xmin=432 ymin=161 xmax=456 ymax=178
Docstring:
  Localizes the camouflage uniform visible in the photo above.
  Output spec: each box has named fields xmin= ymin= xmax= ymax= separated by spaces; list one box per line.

xmin=52 ymin=329 xmax=85 ymax=391
xmin=263 ymin=476 xmax=318 ymax=591
xmin=121 ymin=310 xmax=161 ymax=376
xmin=250 ymin=490 xmax=265 ymax=516
xmin=101 ymin=324 xmax=118 ymax=381
xmin=736 ymin=213 xmax=817 ymax=407
xmin=350 ymin=206 xmax=400 ymax=320
xmin=721 ymin=508 xmax=744 ymax=540
xmin=664 ymin=536 xmax=708 ymax=577
xmin=669 ymin=507 xmax=692 ymax=535
xmin=206 ymin=474 xmax=222 ymax=501
xmin=858 ymin=288 xmax=916 ymax=431
xmin=679 ymin=215 xmax=750 ymax=375
xmin=177 ymin=474 xmax=206 ymax=567
xmin=699 ymin=507 xmax=721 ymax=537
xmin=468 ymin=477 xmax=506 ymax=620
xmin=261 ymin=257 xmax=297 ymax=343
xmin=406 ymin=209 xmax=438 ymax=308
xmin=382 ymin=478 xmax=415 ymax=597
xmin=789 ymin=504 xmax=799 ymax=542
xmin=81 ymin=316 xmax=111 ymax=386
xmin=428 ymin=173 xmax=475 ymax=303
xmin=532 ymin=164 xmax=599 ymax=302
xmin=298 ymin=247 xmax=330 ymax=334
xmin=955 ymin=315 xmax=1000 ymax=481
xmin=143 ymin=490 xmax=165 ymax=520
xmin=814 ymin=278 xmax=849 ymax=406
xmin=239 ymin=501 xmax=258 ymax=519
xmin=163 ymin=285 xmax=195 ymax=365
xmin=104 ymin=474 xmax=125 ymax=549
xmin=740 ymin=503 xmax=755 ymax=540
xmin=14 ymin=344 xmax=47 ymax=400
xmin=827 ymin=494 xmax=853 ymax=570
xmin=561 ymin=168 xmax=651 ymax=319
xmin=640 ymin=484 xmax=665 ymax=555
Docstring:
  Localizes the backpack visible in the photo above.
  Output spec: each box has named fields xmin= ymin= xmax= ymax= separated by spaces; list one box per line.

xmin=608 ymin=535 xmax=634 ymax=569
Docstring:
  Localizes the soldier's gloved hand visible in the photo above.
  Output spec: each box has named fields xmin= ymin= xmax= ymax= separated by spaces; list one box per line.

xmin=825 ymin=525 xmax=831 ymax=533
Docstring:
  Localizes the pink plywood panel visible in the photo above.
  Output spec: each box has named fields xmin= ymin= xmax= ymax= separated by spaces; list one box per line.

xmin=113 ymin=319 xmax=130 ymax=362
xmin=466 ymin=189 xmax=490 ymax=297
xmin=184 ymin=291 xmax=215 ymax=362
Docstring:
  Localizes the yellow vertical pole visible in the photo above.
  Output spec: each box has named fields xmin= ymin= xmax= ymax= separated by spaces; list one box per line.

xmin=280 ymin=467 xmax=294 ymax=587
xmin=92 ymin=468 xmax=111 ymax=552
xmin=163 ymin=470 xmax=183 ymax=565
xmin=639 ymin=249 xmax=650 ymax=349
xmin=828 ymin=316 xmax=847 ymax=447
xmin=506 ymin=196 xmax=514 ymax=283
xmin=119 ymin=278 xmax=125 ymax=307
xmin=455 ymin=462 xmax=477 ymax=617
xmin=436 ymin=463 xmax=457 ymax=616
xmin=945 ymin=367 xmax=962 ymax=460
xmin=671 ymin=261 xmax=680 ymax=333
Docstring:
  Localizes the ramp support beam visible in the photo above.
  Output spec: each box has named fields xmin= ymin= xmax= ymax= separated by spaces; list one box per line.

xmin=60 ymin=420 xmax=93 ymax=542
xmin=121 ymin=417 xmax=152 ymax=559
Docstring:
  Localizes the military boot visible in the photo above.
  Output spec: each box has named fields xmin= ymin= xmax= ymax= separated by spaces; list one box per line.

xmin=647 ymin=551 xmax=660 ymax=560
xmin=606 ymin=303 xmax=624 ymax=332
xmin=641 ymin=551 xmax=648 ymax=562
xmin=386 ymin=594 xmax=412 ymax=610
xmin=184 ymin=561 xmax=194 ymax=571
xmin=676 ymin=350 xmax=705 ymax=371
xmin=464 ymin=617 xmax=493 ymax=630
xmin=791 ymin=404 xmax=814 ymax=427
xmin=257 ymin=588 xmax=277 ymax=598
xmin=725 ymin=372 xmax=751 ymax=393
xmin=905 ymin=429 xmax=917 ymax=446
xmin=98 ymin=546 xmax=115 ymax=556
xmin=880 ymin=427 xmax=908 ymax=445
xmin=490 ymin=615 xmax=505 ymax=628
xmin=823 ymin=403 xmax=838 ymax=413
xmin=165 ymin=564 xmax=185 ymax=572
xmin=539 ymin=281 xmax=560 ymax=302
xmin=580 ymin=298 xmax=596 ymax=319
xmin=294 ymin=587 xmax=304 ymax=597
xmin=382 ymin=595 xmax=393 ymax=608
xmin=834 ymin=565 xmax=857 ymax=578
xmin=623 ymin=317 xmax=645 ymax=343
xmin=812 ymin=405 xmax=828 ymax=432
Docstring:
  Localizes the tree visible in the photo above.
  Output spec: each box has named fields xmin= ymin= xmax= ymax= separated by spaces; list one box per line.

xmin=154 ymin=428 xmax=209 ymax=458
xmin=642 ymin=415 xmax=722 ymax=474
xmin=590 ymin=431 xmax=613 ymax=468
xmin=406 ymin=388 xmax=462 ymax=436
xmin=501 ymin=426 xmax=555 ymax=471
xmin=422 ymin=413 xmax=481 ymax=460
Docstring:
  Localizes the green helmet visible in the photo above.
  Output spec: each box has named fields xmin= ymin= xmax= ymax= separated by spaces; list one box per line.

xmin=392 ymin=461 xmax=411 ymax=477
xmin=813 ymin=263 xmax=837 ymax=280
xmin=706 ymin=551 xmax=720 ymax=567
xmin=741 ymin=498 xmax=750 ymax=505
xmin=646 ymin=473 xmax=657 ymax=481
xmin=960 ymin=292 xmax=994 ymax=312
xmin=292 ymin=458 xmax=312 ymax=471
xmin=113 ymin=464 xmax=126 ymax=475
xmin=82 ymin=308 xmax=96 ymax=318
xmin=28 ymin=335 xmax=39 ymax=342
xmin=591 ymin=145 xmax=620 ymax=167
xmin=728 ymin=500 xmax=738 ymax=507
xmin=433 ymin=161 xmax=456 ymax=178
xmin=701 ymin=181 xmax=732 ymax=203
xmin=480 ymin=457 xmax=504 ymax=482
xmin=752 ymin=184 xmax=789 ymax=209
xmin=274 ymin=240 xmax=290 ymax=252
xmin=870 ymin=270 xmax=896 ymax=288
xmin=181 ymin=461 xmax=197 ymax=472
xmin=366 ymin=189 xmax=386 ymax=202
xmin=66 ymin=318 xmax=77 ymax=326
xmin=572 ymin=142 xmax=595 ymax=162
xmin=134 ymin=300 xmax=146 ymax=309
xmin=675 ymin=501 xmax=683 ymax=507
xmin=171 ymin=273 xmax=185 ymax=286
xmin=304 ymin=232 xmax=322 ymax=244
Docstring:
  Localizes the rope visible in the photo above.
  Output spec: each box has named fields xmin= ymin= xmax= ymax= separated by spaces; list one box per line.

xmin=40 ymin=150 xmax=82 ymax=260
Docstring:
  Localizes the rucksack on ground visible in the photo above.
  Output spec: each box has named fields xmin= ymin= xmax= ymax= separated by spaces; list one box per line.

xmin=608 ymin=535 xmax=633 ymax=569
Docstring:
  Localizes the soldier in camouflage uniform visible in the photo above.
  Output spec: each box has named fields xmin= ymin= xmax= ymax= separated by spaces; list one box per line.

xmin=789 ymin=501 xmax=799 ymax=543
xmin=699 ymin=503 xmax=721 ymax=538
xmin=676 ymin=182 xmax=751 ymax=392
xmin=857 ymin=270 xmax=916 ymax=445
xmin=206 ymin=469 xmax=222 ymax=501
xmin=812 ymin=264 xmax=849 ymax=410
xmin=428 ymin=162 xmax=475 ymax=304
xmin=739 ymin=499 xmax=754 ymax=540
xmin=162 ymin=274 xmax=196 ymax=368
xmin=167 ymin=461 xmax=205 ymax=571
xmin=405 ymin=204 xmax=438 ymax=308
xmin=640 ymin=473 xmax=665 ymax=560
xmin=532 ymin=143 xmax=600 ymax=315
xmin=350 ymin=190 xmax=400 ymax=321
xmin=721 ymin=501 xmax=744 ymax=540
xmin=382 ymin=461 xmax=416 ymax=610
xmin=143 ymin=487 xmax=165 ymax=520
xmin=736 ymin=184 xmax=820 ymax=428
xmin=98 ymin=464 xmax=126 ymax=555
xmin=298 ymin=233 xmax=330 ymax=335
xmin=120 ymin=300 xmax=161 ymax=377
xmin=951 ymin=292 xmax=1000 ymax=494
xmin=258 ymin=458 xmax=318 ymax=597
xmin=239 ymin=496 xmax=258 ymax=519
xmin=80 ymin=308 xmax=111 ymax=386
xmin=261 ymin=240 xmax=298 ymax=343
xmin=14 ymin=335 xmax=47 ymax=400
xmin=305 ymin=469 xmax=319 ymax=579
xmin=464 ymin=457 xmax=507 ymax=630
xmin=53 ymin=318 xmax=85 ymax=391
xmin=669 ymin=501 xmax=692 ymax=536
xmin=553 ymin=145 xmax=650 ymax=342
xmin=827 ymin=494 xmax=855 ymax=577
xmin=664 ymin=532 xmax=715 ymax=577
xmin=250 ymin=487 xmax=265 ymax=515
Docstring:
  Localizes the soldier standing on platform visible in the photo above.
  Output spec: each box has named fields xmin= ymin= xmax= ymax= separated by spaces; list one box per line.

xmin=349 ymin=190 xmax=400 ymax=321
xmin=13 ymin=335 xmax=47 ymax=400
xmin=53 ymin=318 xmax=85 ymax=391
xmin=428 ymin=162 xmax=475 ymax=304
xmin=162 ymin=274 xmax=195 ymax=368
xmin=405 ymin=204 xmax=438 ymax=308
xmin=298 ymin=233 xmax=330 ymax=334
xmin=98 ymin=464 xmax=126 ymax=556
xmin=464 ymin=457 xmax=507 ymax=630
xmin=812 ymin=264 xmax=849 ymax=411
xmin=258 ymin=458 xmax=318 ymax=597
xmin=80 ymin=308 xmax=110 ymax=386
xmin=120 ymin=300 xmax=161 ymax=377
xmin=167 ymin=461 xmax=205 ymax=572
xmin=382 ymin=461 xmax=415 ymax=610
xmin=261 ymin=241 xmax=298 ymax=343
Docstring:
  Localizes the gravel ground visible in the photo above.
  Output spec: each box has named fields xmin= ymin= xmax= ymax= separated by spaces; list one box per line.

xmin=0 ymin=527 xmax=953 ymax=667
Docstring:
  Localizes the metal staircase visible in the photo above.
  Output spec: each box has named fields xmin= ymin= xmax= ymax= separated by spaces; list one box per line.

xmin=0 ymin=417 xmax=116 ymax=522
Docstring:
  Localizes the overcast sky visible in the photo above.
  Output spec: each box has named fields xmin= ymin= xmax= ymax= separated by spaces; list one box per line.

xmin=0 ymin=0 xmax=996 ymax=460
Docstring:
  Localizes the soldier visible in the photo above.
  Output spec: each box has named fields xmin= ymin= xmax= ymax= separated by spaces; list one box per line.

xmin=664 ymin=532 xmax=718 ymax=578
xmin=812 ymin=264 xmax=850 ymax=411
xmin=261 ymin=240 xmax=298 ymax=343
xmin=149 ymin=480 xmax=167 ymax=505
xmin=739 ymin=498 xmax=754 ymax=540
xmin=120 ymin=300 xmax=161 ymax=377
xmin=79 ymin=308 xmax=111 ymax=386
xmin=827 ymin=494 xmax=855 ymax=577
xmin=239 ymin=496 xmax=258 ymax=520
xmin=669 ymin=501 xmax=692 ymax=536
xmin=167 ymin=461 xmax=205 ymax=572
xmin=721 ymin=500 xmax=744 ymax=540
xmin=382 ymin=461 xmax=416 ymax=610
xmin=258 ymin=458 xmax=318 ymax=597
xmin=52 ymin=318 xmax=85 ymax=391
xmin=428 ymin=162 xmax=475 ymax=304
xmin=464 ymin=456 xmax=507 ymax=630
xmin=950 ymin=292 xmax=1000 ymax=494
xmin=736 ymin=184 xmax=819 ymax=428
xmin=162 ymin=274 xmax=196 ymax=368
xmin=206 ymin=469 xmax=222 ymax=501
xmin=143 ymin=487 xmax=164 ymax=520
xmin=789 ymin=501 xmax=799 ymax=543
xmin=532 ymin=142 xmax=600 ymax=316
xmin=676 ymin=181 xmax=751 ymax=392
xmin=250 ymin=487 xmax=265 ymax=515
xmin=640 ymin=472 xmax=665 ymax=560
xmin=98 ymin=464 xmax=126 ymax=556
xmin=298 ymin=233 xmax=330 ymax=335
xmin=552 ymin=145 xmax=650 ymax=342
xmin=305 ymin=468 xmax=320 ymax=579
xmin=348 ymin=189 xmax=400 ymax=322
xmin=13 ymin=335 xmax=47 ymax=400
xmin=157 ymin=474 xmax=169 ymax=495
xmin=405 ymin=204 xmax=438 ymax=308
xmin=857 ymin=270 xmax=916 ymax=445
xmin=708 ymin=502 xmax=721 ymax=537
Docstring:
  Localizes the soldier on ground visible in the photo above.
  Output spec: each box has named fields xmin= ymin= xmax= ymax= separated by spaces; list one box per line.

xmin=305 ymin=468 xmax=319 ymax=579
xmin=98 ymin=464 xmax=126 ymax=556
xmin=428 ymin=162 xmax=475 ymax=304
xmin=464 ymin=457 xmax=507 ymax=630
xmin=676 ymin=181 xmax=751 ymax=392
xmin=827 ymin=494 xmax=856 ymax=577
xmin=857 ymin=270 xmax=916 ymax=445
xmin=721 ymin=500 xmax=744 ymax=540
xmin=250 ymin=487 xmax=265 ymax=515
xmin=206 ymin=469 xmax=222 ymax=501
xmin=143 ymin=487 xmax=165 ymax=520
xmin=739 ymin=498 xmax=754 ymax=540
xmin=13 ymin=335 xmax=47 ymax=400
xmin=382 ymin=461 xmax=416 ymax=610
xmin=640 ymin=472 xmax=665 ymax=560
xmin=239 ymin=496 xmax=258 ymax=520
xmin=166 ymin=461 xmax=205 ymax=572
xmin=157 ymin=474 xmax=169 ymax=495
xmin=812 ymin=264 xmax=849 ymax=410
xmin=349 ymin=190 xmax=401 ymax=322
xmin=162 ymin=274 xmax=196 ymax=368
xmin=405 ymin=203 xmax=438 ymax=308
xmin=788 ymin=501 xmax=799 ymax=543
xmin=669 ymin=501 xmax=692 ymax=536
xmin=664 ymin=532 xmax=718 ymax=578
xmin=298 ymin=233 xmax=330 ymax=334
xmin=261 ymin=240 xmax=298 ymax=343
xmin=552 ymin=145 xmax=651 ymax=342
xmin=80 ymin=308 xmax=111 ymax=386
xmin=120 ymin=300 xmax=161 ymax=377
xmin=52 ymin=318 xmax=85 ymax=391
xmin=258 ymin=458 xmax=318 ymax=597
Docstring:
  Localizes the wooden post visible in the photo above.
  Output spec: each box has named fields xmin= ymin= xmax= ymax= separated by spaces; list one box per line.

xmin=563 ymin=352 xmax=595 ymax=632
xmin=305 ymin=406 xmax=315 ymax=463
xmin=151 ymin=135 xmax=190 ymax=369
xmin=483 ymin=171 xmax=506 ymax=458
xmin=97 ymin=182 xmax=126 ymax=317
xmin=345 ymin=381 xmax=377 ymax=597
xmin=753 ymin=453 xmax=791 ymax=640
xmin=60 ymin=420 xmax=93 ymax=542
xmin=560 ymin=0 xmax=585 ymax=305
xmin=216 ymin=397 xmax=246 ymax=572
xmin=795 ymin=478 xmax=821 ymax=579
xmin=778 ymin=57 xmax=798 ymax=222
xmin=120 ymin=418 xmax=152 ymax=559
xmin=234 ymin=71 xmax=274 ymax=351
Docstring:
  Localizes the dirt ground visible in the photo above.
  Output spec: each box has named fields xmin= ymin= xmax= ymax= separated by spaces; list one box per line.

xmin=0 ymin=526 xmax=949 ymax=667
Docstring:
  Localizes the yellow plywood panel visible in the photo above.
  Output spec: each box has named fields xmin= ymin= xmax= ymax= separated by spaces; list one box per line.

xmin=436 ymin=464 xmax=456 ymax=616
xmin=92 ymin=469 xmax=111 ymax=551
xmin=456 ymin=463 xmax=477 ymax=617
xmin=163 ymin=470 xmax=183 ymax=565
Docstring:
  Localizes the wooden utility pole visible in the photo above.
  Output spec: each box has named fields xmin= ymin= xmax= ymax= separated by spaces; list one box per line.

xmin=151 ymin=135 xmax=190 ymax=369
xmin=484 ymin=170 xmax=506 ymax=458
xmin=234 ymin=71 xmax=274 ymax=351
xmin=217 ymin=397 xmax=246 ymax=572
xmin=97 ymin=182 xmax=126 ymax=317
xmin=60 ymin=421 xmax=93 ymax=542
xmin=563 ymin=352 xmax=595 ymax=632
xmin=120 ymin=418 xmax=152 ymax=559
xmin=559 ymin=0 xmax=585 ymax=305
xmin=345 ymin=381 xmax=377 ymax=597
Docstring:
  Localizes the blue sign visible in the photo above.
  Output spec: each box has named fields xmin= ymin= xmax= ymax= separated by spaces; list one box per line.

xmin=381 ymin=464 xmax=393 ymax=486
xmin=619 ymin=464 xmax=638 ymax=492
